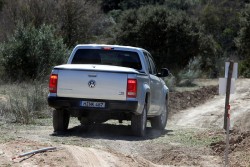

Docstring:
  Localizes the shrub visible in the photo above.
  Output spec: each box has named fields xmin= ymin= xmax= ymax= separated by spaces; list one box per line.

xmin=101 ymin=0 xmax=165 ymax=13
xmin=239 ymin=59 xmax=250 ymax=78
xmin=177 ymin=56 xmax=202 ymax=87
xmin=236 ymin=4 xmax=250 ymax=78
xmin=199 ymin=34 xmax=222 ymax=78
xmin=0 ymin=24 xmax=68 ymax=81
xmin=115 ymin=5 xmax=218 ymax=70
xmin=164 ymin=74 xmax=176 ymax=92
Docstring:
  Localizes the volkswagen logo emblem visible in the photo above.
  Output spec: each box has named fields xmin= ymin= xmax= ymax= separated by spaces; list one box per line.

xmin=88 ymin=80 xmax=96 ymax=88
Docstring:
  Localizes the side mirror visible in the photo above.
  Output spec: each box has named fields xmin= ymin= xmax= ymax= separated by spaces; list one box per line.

xmin=157 ymin=68 xmax=169 ymax=77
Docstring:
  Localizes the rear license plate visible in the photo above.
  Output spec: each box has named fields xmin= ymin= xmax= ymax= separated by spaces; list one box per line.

xmin=80 ymin=101 xmax=106 ymax=108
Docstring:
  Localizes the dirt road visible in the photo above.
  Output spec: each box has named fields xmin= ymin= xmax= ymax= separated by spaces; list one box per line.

xmin=172 ymin=79 xmax=250 ymax=130
xmin=0 ymin=79 xmax=249 ymax=167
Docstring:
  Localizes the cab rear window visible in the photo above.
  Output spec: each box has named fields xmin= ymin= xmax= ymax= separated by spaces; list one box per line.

xmin=71 ymin=49 xmax=142 ymax=70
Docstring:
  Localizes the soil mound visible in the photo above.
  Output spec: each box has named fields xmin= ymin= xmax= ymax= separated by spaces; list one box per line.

xmin=169 ymin=85 xmax=218 ymax=117
xmin=210 ymin=130 xmax=250 ymax=166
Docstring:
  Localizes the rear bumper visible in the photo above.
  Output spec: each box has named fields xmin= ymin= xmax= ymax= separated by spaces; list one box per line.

xmin=48 ymin=96 xmax=138 ymax=113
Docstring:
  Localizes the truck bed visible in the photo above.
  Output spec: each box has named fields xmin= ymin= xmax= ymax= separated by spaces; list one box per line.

xmin=55 ymin=64 xmax=139 ymax=101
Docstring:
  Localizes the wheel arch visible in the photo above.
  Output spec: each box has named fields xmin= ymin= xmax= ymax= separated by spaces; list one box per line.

xmin=136 ymin=82 xmax=150 ymax=115
xmin=145 ymin=92 xmax=150 ymax=111
xmin=163 ymin=85 xmax=169 ymax=103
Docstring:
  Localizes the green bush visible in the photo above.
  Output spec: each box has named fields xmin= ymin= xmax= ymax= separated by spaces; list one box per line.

xmin=239 ymin=59 xmax=250 ymax=78
xmin=101 ymin=0 xmax=165 ymax=12
xmin=0 ymin=24 xmax=68 ymax=81
xmin=165 ymin=0 xmax=201 ymax=11
xmin=115 ymin=5 xmax=218 ymax=70
xmin=236 ymin=4 xmax=250 ymax=78
xmin=199 ymin=0 xmax=243 ymax=54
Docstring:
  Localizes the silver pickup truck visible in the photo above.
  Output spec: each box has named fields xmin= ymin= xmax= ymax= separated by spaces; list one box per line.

xmin=48 ymin=44 xmax=169 ymax=136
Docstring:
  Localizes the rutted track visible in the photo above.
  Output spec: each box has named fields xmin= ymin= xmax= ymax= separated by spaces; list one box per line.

xmin=0 ymin=79 xmax=249 ymax=166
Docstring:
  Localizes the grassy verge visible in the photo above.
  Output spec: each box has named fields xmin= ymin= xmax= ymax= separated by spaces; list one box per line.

xmin=153 ymin=128 xmax=224 ymax=148
xmin=0 ymin=82 xmax=52 ymax=124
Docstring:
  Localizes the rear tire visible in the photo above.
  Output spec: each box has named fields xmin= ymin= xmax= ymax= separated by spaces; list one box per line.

xmin=131 ymin=102 xmax=147 ymax=137
xmin=150 ymin=99 xmax=168 ymax=130
xmin=53 ymin=109 xmax=70 ymax=132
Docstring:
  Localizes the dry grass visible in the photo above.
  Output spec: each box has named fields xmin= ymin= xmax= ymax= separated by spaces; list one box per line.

xmin=0 ymin=82 xmax=52 ymax=124
xmin=175 ymin=78 xmax=218 ymax=92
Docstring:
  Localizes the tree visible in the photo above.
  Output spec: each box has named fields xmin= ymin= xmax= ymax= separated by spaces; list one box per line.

xmin=0 ymin=24 xmax=68 ymax=81
xmin=115 ymin=6 xmax=218 ymax=70
xmin=165 ymin=0 xmax=201 ymax=11
xmin=199 ymin=0 xmax=244 ymax=55
xmin=236 ymin=4 xmax=250 ymax=77
xmin=0 ymin=0 xmax=4 ymax=11
xmin=101 ymin=0 xmax=165 ymax=13
xmin=0 ymin=0 xmax=106 ymax=46
xmin=0 ymin=0 xmax=58 ymax=42
xmin=101 ymin=0 xmax=122 ymax=13
xmin=58 ymin=0 xmax=105 ymax=46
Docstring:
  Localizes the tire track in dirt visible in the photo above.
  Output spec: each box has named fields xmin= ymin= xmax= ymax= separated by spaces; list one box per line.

xmin=0 ymin=140 xmax=165 ymax=167
xmin=170 ymin=79 xmax=250 ymax=130
xmin=65 ymin=145 xmax=106 ymax=167
xmin=1 ymin=79 xmax=249 ymax=167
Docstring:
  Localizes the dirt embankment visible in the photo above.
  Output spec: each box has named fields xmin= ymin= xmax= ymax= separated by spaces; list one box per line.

xmin=169 ymin=85 xmax=218 ymax=117
xmin=169 ymin=79 xmax=250 ymax=167
xmin=209 ymin=130 xmax=250 ymax=167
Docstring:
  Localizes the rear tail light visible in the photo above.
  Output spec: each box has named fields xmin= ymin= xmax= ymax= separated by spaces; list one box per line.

xmin=127 ymin=79 xmax=137 ymax=98
xmin=49 ymin=74 xmax=58 ymax=93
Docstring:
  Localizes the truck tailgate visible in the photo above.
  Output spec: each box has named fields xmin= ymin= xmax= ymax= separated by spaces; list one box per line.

xmin=57 ymin=70 xmax=127 ymax=101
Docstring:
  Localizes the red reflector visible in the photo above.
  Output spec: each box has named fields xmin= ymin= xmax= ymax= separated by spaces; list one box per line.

xmin=49 ymin=74 xmax=58 ymax=93
xmin=127 ymin=79 xmax=137 ymax=98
